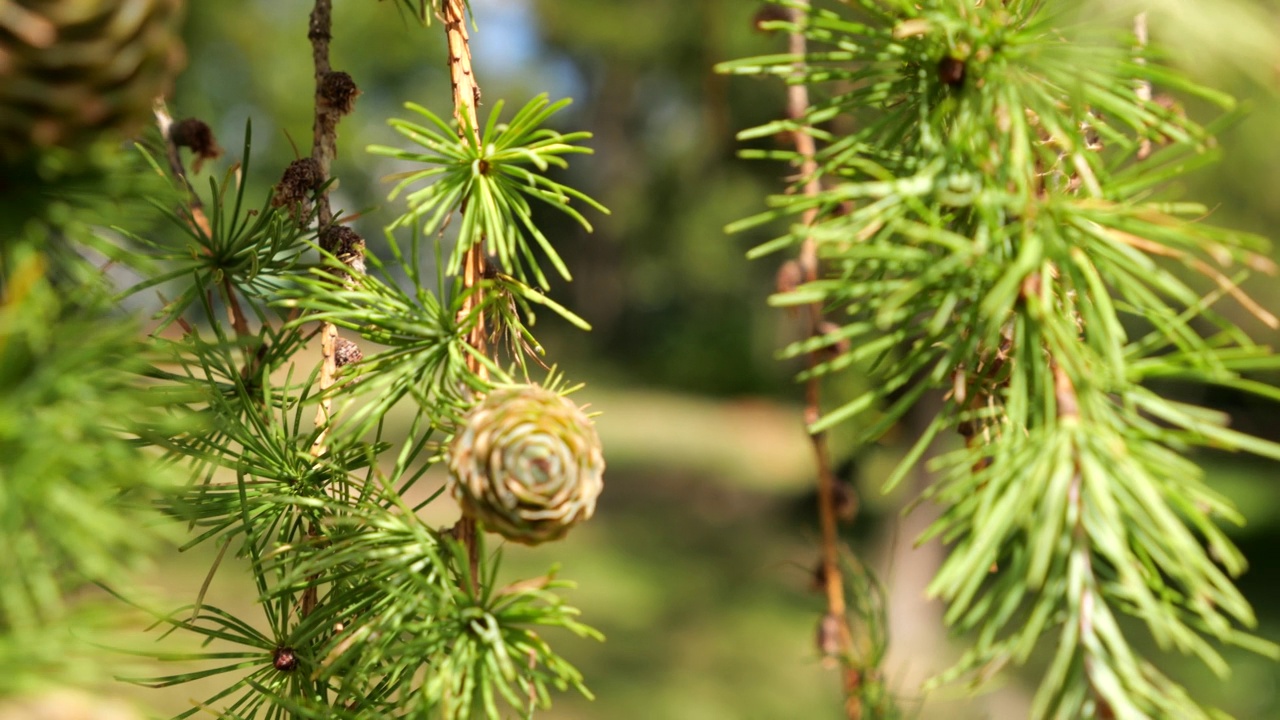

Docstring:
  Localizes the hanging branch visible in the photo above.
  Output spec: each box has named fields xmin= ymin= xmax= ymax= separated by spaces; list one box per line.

xmin=442 ymin=0 xmax=488 ymax=372
xmin=109 ymin=2 xmax=606 ymax=716
xmin=301 ymin=0 xmax=363 ymax=626
xmin=724 ymin=2 xmax=1280 ymax=718
xmin=308 ymin=0 xmax=338 ymax=230
xmin=308 ymin=0 xmax=339 ymax=457
xmin=307 ymin=0 xmax=363 ymax=456
xmin=775 ymin=5 xmax=862 ymax=714
xmin=442 ymin=0 xmax=486 ymax=588
xmin=152 ymin=101 xmax=212 ymax=237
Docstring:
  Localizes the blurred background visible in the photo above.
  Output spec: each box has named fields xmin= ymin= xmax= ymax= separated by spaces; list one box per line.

xmin=133 ymin=1 xmax=1280 ymax=717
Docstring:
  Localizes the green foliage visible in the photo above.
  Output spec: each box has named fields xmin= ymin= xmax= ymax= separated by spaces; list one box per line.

xmin=723 ymin=1 xmax=1280 ymax=718
xmin=1 ymin=4 xmax=606 ymax=719
xmin=0 ymin=236 xmax=178 ymax=694
xmin=0 ymin=136 xmax=184 ymax=698
xmin=279 ymin=240 xmax=479 ymax=435
xmin=121 ymin=128 xmax=314 ymax=333
xmin=117 ymin=117 xmax=603 ymax=717
xmin=123 ymin=495 xmax=596 ymax=720
xmin=370 ymin=94 xmax=608 ymax=292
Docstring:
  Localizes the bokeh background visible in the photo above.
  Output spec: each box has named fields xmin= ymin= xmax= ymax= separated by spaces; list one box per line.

xmin=131 ymin=1 xmax=1280 ymax=718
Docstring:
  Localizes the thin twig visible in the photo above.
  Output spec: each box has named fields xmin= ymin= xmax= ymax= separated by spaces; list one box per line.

xmin=443 ymin=0 xmax=485 ymax=592
xmin=152 ymin=100 xmax=212 ymax=237
xmin=222 ymin=279 xmax=252 ymax=338
xmin=303 ymin=5 xmax=367 ymax=460
xmin=154 ymin=101 xmax=250 ymax=338
xmin=303 ymin=0 xmax=343 ymax=622
xmin=309 ymin=0 xmax=339 ymax=459
xmin=1133 ymin=13 xmax=1152 ymax=161
xmin=309 ymin=0 xmax=337 ymax=230
xmin=784 ymin=5 xmax=861 ymax=714
xmin=443 ymin=0 xmax=488 ymax=372
xmin=1054 ymin=359 xmax=1109 ymax=714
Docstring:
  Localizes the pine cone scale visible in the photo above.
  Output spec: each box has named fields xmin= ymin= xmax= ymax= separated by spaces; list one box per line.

xmin=0 ymin=0 xmax=185 ymax=162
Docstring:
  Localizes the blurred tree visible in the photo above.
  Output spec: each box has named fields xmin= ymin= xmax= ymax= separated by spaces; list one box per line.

xmin=527 ymin=0 xmax=799 ymax=394
xmin=723 ymin=1 xmax=1280 ymax=718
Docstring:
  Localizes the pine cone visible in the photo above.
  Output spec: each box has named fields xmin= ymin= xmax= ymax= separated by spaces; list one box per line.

xmin=0 ymin=0 xmax=186 ymax=163
xmin=447 ymin=385 xmax=605 ymax=545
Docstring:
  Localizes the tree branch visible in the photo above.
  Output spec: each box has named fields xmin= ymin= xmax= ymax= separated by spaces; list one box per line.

xmin=303 ymin=0 xmax=363 ymax=621
xmin=443 ymin=0 xmax=485 ymax=592
xmin=783 ymin=5 xmax=861 ymax=713
xmin=307 ymin=0 xmax=363 ymax=458
xmin=309 ymin=0 xmax=337 ymax=230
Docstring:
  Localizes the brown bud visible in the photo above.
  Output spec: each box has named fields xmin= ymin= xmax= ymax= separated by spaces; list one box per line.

xmin=334 ymin=336 xmax=363 ymax=368
xmin=320 ymin=225 xmax=365 ymax=261
xmin=816 ymin=612 xmax=845 ymax=658
xmin=832 ymin=480 xmax=857 ymax=523
xmin=320 ymin=71 xmax=360 ymax=116
xmin=808 ymin=561 xmax=828 ymax=594
xmin=170 ymin=118 xmax=222 ymax=172
xmin=776 ymin=260 xmax=803 ymax=295
xmin=320 ymin=225 xmax=367 ymax=281
xmin=815 ymin=320 xmax=851 ymax=359
xmin=937 ymin=56 xmax=966 ymax=87
xmin=1149 ymin=94 xmax=1185 ymax=147
xmin=753 ymin=5 xmax=793 ymax=32
xmin=1081 ymin=116 xmax=1103 ymax=152
xmin=1019 ymin=271 xmax=1041 ymax=300
xmin=273 ymin=647 xmax=298 ymax=672
xmin=272 ymin=158 xmax=323 ymax=215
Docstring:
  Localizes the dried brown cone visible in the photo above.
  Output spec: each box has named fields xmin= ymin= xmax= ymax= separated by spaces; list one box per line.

xmin=0 ymin=0 xmax=186 ymax=163
xmin=447 ymin=384 xmax=605 ymax=545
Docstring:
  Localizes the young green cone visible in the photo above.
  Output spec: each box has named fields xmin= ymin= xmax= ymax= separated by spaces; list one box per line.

xmin=447 ymin=385 xmax=605 ymax=545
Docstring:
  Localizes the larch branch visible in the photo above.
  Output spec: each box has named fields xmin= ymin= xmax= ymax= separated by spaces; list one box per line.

xmin=307 ymin=0 xmax=345 ymax=459
xmin=784 ymin=5 xmax=860 ymax=714
xmin=443 ymin=0 xmax=485 ymax=590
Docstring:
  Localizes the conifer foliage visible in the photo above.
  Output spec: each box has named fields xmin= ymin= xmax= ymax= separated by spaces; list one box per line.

xmin=3 ymin=0 xmax=1279 ymax=718
xmin=723 ymin=1 xmax=1280 ymax=718
xmin=1 ymin=0 xmax=605 ymax=718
